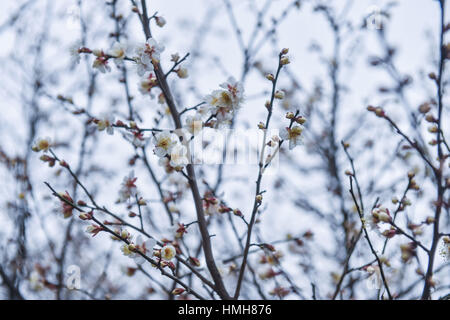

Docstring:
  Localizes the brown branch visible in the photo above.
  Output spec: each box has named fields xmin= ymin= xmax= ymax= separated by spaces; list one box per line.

xmin=233 ymin=52 xmax=285 ymax=299
xmin=131 ymin=0 xmax=230 ymax=299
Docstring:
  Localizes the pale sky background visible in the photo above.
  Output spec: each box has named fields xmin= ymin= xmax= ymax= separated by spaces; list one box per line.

xmin=0 ymin=0 xmax=448 ymax=299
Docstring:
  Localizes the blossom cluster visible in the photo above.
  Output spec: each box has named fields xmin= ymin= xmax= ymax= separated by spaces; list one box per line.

xmin=152 ymin=131 xmax=188 ymax=171
xmin=201 ymin=77 xmax=245 ymax=128
xmin=70 ymin=37 xmax=170 ymax=100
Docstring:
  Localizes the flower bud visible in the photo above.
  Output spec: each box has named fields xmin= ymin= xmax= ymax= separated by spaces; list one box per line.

xmin=295 ymin=116 xmax=306 ymax=125
xmin=274 ymin=90 xmax=285 ymax=99
xmin=79 ymin=212 xmax=92 ymax=220
xmin=171 ymin=288 xmax=185 ymax=295
xmin=286 ymin=112 xmax=295 ymax=119
xmin=280 ymin=56 xmax=290 ymax=65
xmin=419 ymin=103 xmax=431 ymax=114
xmin=382 ymin=228 xmax=396 ymax=238
xmin=189 ymin=257 xmax=201 ymax=267
xmin=59 ymin=160 xmax=69 ymax=168
xmin=176 ymin=68 xmax=189 ymax=79
xmin=266 ymin=73 xmax=275 ymax=81
xmin=155 ymin=16 xmax=166 ymax=28
xmin=425 ymin=216 xmax=435 ymax=224
xmin=425 ymin=114 xmax=436 ymax=122
xmin=375 ymin=107 xmax=385 ymax=117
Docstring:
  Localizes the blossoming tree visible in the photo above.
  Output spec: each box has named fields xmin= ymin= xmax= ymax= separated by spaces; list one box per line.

xmin=0 ymin=0 xmax=448 ymax=300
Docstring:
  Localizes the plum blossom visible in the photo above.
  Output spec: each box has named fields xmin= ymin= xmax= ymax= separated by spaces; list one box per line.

xmin=280 ymin=125 xmax=303 ymax=150
xmin=158 ymin=157 xmax=175 ymax=174
xmin=108 ymin=41 xmax=127 ymax=66
xmin=160 ymin=244 xmax=176 ymax=261
xmin=172 ymin=288 xmax=185 ymax=295
xmin=121 ymin=243 xmax=137 ymax=258
xmin=85 ymin=224 xmax=103 ymax=237
xmin=169 ymin=144 xmax=189 ymax=169
xmin=58 ymin=191 xmax=74 ymax=218
xmin=29 ymin=271 xmax=44 ymax=291
xmin=118 ymin=171 xmax=138 ymax=202
xmin=155 ymin=16 xmax=166 ymax=28
xmin=400 ymin=242 xmax=416 ymax=262
xmin=95 ymin=113 xmax=114 ymax=135
xmin=274 ymin=90 xmax=285 ymax=99
xmin=203 ymin=77 xmax=244 ymax=127
xmin=203 ymin=193 xmax=219 ymax=216
xmin=92 ymin=50 xmax=111 ymax=73
xmin=134 ymin=38 xmax=164 ymax=75
xmin=171 ymin=222 xmax=188 ymax=239
xmin=219 ymin=77 xmax=244 ymax=108
xmin=133 ymin=235 xmax=156 ymax=264
xmin=69 ymin=42 xmax=82 ymax=65
xmin=127 ymin=130 xmax=146 ymax=148
xmin=176 ymin=68 xmax=188 ymax=79
xmin=32 ymin=137 xmax=52 ymax=152
xmin=170 ymin=53 xmax=180 ymax=62
xmin=365 ymin=206 xmax=391 ymax=230
xmin=152 ymin=131 xmax=179 ymax=157
xmin=134 ymin=55 xmax=153 ymax=76
xmin=138 ymin=72 xmax=158 ymax=96
xmin=185 ymin=114 xmax=203 ymax=135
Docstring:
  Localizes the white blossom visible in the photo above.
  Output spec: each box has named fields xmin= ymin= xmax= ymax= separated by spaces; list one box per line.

xmin=134 ymin=55 xmax=153 ymax=76
xmin=118 ymin=171 xmax=138 ymax=202
xmin=185 ymin=114 xmax=203 ymax=135
xmin=69 ymin=42 xmax=81 ymax=65
xmin=152 ymin=131 xmax=179 ymax=157
xmin=134 ymin=38 xmax=164 ymax=75
xmin=125 ymin=130 xmax=146 ymax=148
xmin=92 ymin=50 xmax=111 ymax=73
xmin=121 ymin=243 xmax=137 ymax=258
xmin=108 ymin=41 xmax=127 ymax=66
xmin=155 ymin=16 xmax=166 ymax=28
xmin=160 ymin=244 xmax=176 ymax=261
xmin=133 ymin=235 xmax=156 ymax=264
xmin=29 ymin=271 xmax=44 ymax=291
xmin=32 ymin=137 xmax=52 ymax=152
xmin=96 ymin=113 xmax=114 ymax=135
xmin=170 ymin=53 xmax=180 ymax=62
xmin=280 ymin=125 xmax=303 ymax=150
xmin=176 ymin=67 xmax=189 ymax=79
xmin=203 ymin=77 xmax=244 ymax=127
xmin=169 ymin=144 xmax=189 ymax=168
xmin=138 ymin=72 xmax=158 ymax=96
xmin=219 ymin=76 xmax=244 ymax=108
